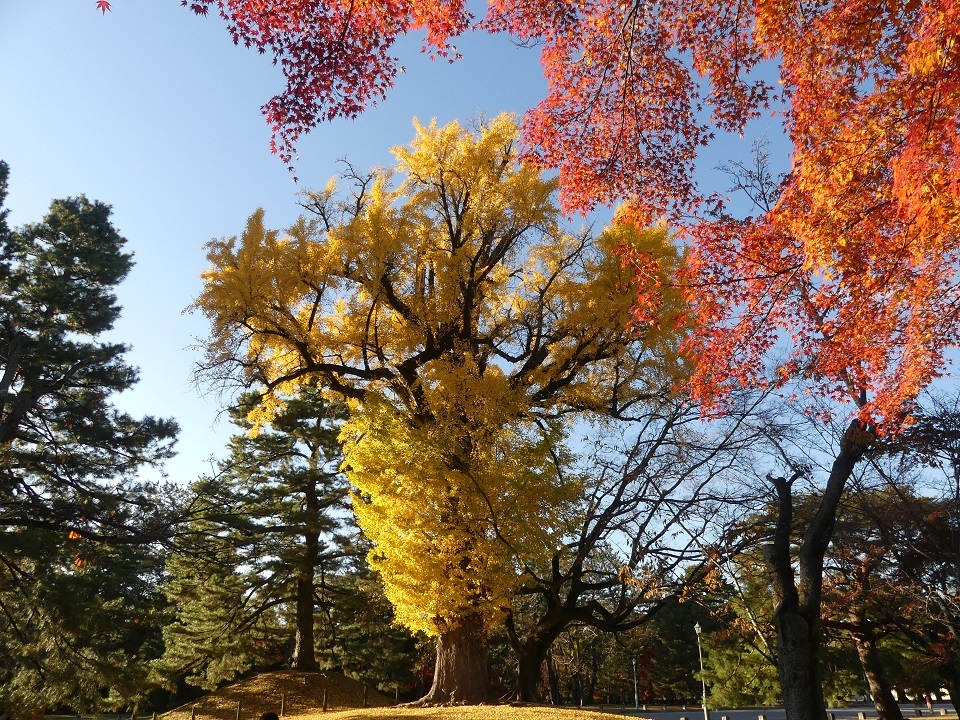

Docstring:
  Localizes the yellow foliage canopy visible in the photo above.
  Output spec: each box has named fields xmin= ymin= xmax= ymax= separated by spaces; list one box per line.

xmin=194 ymin=115 xmax=684 ymax=637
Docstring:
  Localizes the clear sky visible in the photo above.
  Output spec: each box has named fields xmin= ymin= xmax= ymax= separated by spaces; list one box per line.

xmin=0 ymin=1 xmax=556 ymax=483
xmin=0 ymin=1 xmax=784 ymax=485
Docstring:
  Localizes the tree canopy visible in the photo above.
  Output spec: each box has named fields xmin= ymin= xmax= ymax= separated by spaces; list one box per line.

xmin=154 ymin=0 xmax=959 ymax=427
xmin=193 ymin=114 xmax=684 ymax=702
xmin=0 ymin=161 xmax=178 ymax=712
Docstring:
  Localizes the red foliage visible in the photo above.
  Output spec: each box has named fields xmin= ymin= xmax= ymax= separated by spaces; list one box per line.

xmin=96 ymin=0 xmax=111 ymax=13
xmin=179 ymin=0 xmax=470 ymax=167
xmin=676 ymin=0 xmax=960 ymax=425
xmin=169 ymin=0 xmax=959 ymax=426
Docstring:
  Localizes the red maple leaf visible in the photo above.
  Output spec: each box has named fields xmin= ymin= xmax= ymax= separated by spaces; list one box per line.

xmin=96 ymin=0 xmax=111 ymax=13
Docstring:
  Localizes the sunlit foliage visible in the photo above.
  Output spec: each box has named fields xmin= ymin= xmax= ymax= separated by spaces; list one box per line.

xmin=194 ymin=115 xmax=683 ymax=648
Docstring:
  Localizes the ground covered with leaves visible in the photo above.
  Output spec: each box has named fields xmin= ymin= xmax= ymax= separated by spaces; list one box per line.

xmin=161 ymin=671 xmax=624 ymax=720
xmin=307 ymin=709 xmax=622 ymax=720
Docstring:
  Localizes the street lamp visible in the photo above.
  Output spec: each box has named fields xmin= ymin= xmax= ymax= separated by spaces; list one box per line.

xmin=633 ymin=657 xmax=639 ymax=710
xmin=694 ymin=622 xmax=710 ymax=720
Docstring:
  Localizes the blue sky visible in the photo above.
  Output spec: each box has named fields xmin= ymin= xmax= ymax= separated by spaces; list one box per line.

xmin=0 ymin=1 xmax=785 ymax=484
xmin=0 ymin=1 xmax=557 ymax=483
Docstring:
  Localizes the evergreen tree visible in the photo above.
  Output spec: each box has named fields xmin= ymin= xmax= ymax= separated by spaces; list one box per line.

xmin=159 ymin=383 xmax=352 ymax=685
xmin=320 ymin=552 xmax=420 ymax=695
xmin=1 ymin=520 xmax=170 ymax=712
xmin=156 ymin=537 xmax=288 ymax=689
xmin=699 ymin=559 xmax=781 ymax=708
xmin=0 ymin=161 xmax=179 ymax=712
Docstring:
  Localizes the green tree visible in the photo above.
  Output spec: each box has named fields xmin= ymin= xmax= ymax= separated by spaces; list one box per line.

xmin=321 ymin=555 xmax=420 ymax=695
xmin=158 ymin=383 xmax=350 ymax=686
xmin=899 ymin=397 xmax=960 ymax=712
xmin=0 ymin=161 xmax=179 ymax=713
xmin=157 ymin=537 xmax=288 ymax=689
xmin=701 ymin=556 xmax=781 ymax=708
xmin=0 ymin=512 xmax=171 ymax=714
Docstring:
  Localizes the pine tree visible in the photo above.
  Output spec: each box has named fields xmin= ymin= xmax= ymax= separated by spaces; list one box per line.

xmin=0 ymin=161 xmax=179 ymax=712
xmin=321 ymin=552 xmax=420 ymax=695
xmin=159 ymin=383 xmax=352 ymax=685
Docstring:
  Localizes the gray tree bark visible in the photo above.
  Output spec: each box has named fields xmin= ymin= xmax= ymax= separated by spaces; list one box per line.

xmin=763 ymin=419 xmax=872 ymax=720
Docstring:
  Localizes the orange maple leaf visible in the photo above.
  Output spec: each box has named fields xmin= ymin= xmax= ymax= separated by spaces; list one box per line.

xmin=96 ymin=0 xmax=111 ymax=13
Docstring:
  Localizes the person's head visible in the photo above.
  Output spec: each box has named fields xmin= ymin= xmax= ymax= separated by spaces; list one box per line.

xmin=260 ymin=712 xmax=280 ymax=720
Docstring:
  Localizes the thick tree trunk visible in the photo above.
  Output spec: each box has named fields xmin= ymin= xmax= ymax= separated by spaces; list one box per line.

xmin=510 ymin=618 xmax=567 ymax=701
xmin=765 ymin=476 xmax=828 ymax=720
xmin=854 ymin=633 xmax=903 ymax=720
xmin=516 ymin=642 xmax=549 ymax=702
xmin=772 ymin=606 xmax=827 ymax=720
xmin=415 ymin=613 xmax=492 ymax=705
xmin=763 ymin=419 xmax=871 ymax=720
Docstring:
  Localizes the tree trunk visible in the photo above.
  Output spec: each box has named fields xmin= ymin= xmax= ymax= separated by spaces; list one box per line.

xmin=547 ymin=649 xmax=562 ymax=704
xmin=292 ymin=575 xmax=317 ymax=670
xmin=516 ymin=641 xmax=549 ymax=702
xmin=292 ymin=479 xmax=321 ymax=671
xmin=854 ymin=633 xmax=903 ymax=720
xmin=763 ymin=419 xmax=872 ymax=720
xmin=942 ymin=661 xmax=960 ymax=717
xmin=765 ymin=481 xmax=828 ymax=720
xmin=414 ymin=613 xmax=492 ymax=705
xmin=510 ymin=619 xmax=567 ymax=701
xmin=586 ymin=648 xmax=598 ymax=705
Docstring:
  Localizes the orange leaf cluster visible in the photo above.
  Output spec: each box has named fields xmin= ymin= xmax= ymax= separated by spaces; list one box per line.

xmin=680 ymin=0 xmax=960 ymax=425
xmin=171 ymin=0 xmax=959 ymax=425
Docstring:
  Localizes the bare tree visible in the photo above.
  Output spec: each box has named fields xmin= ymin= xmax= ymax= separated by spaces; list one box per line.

xmin=505 ymin=392 xmax=767 ymax=701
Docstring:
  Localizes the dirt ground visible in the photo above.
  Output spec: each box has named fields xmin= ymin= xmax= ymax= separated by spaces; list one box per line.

xmin=162 ymin=671 xmax=395 ymax=720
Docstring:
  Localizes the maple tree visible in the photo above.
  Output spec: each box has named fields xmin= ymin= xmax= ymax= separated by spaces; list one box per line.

xmin=193 ymin=115 xmax=683 ymax=703
xmin=134 ymin=0 xmax=954 ymax=424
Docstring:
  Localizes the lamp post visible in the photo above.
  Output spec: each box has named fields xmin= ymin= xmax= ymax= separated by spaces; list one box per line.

xmin=633 ymin=657 xmax=639 ymax=710
xmin=694 ymin=622 xmax=710 ymax=720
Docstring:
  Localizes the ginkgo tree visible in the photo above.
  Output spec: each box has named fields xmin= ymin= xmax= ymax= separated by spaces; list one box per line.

xmin=193 ymin=114 xmax=684 ymax=703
